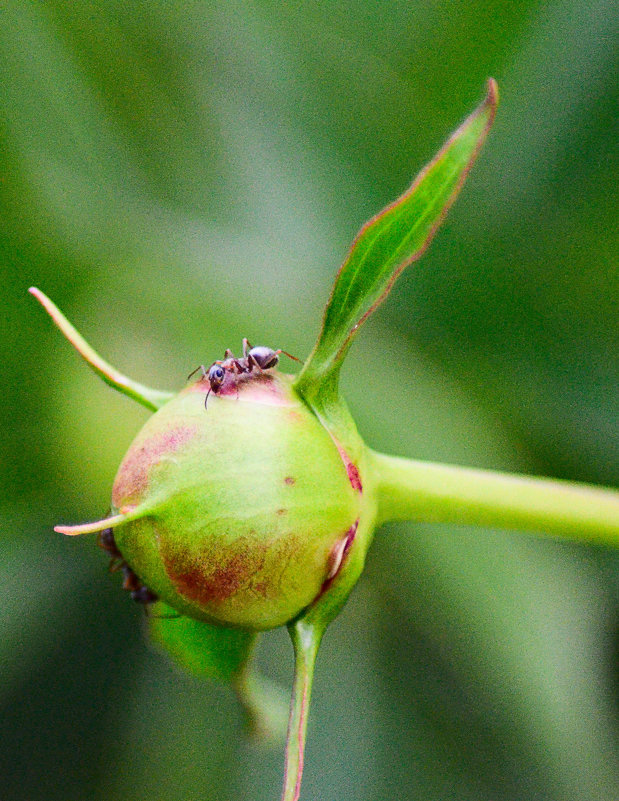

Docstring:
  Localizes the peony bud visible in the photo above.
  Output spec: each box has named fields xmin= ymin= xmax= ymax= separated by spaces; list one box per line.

xmin=89 ymin=370 xmax=363 ymax=630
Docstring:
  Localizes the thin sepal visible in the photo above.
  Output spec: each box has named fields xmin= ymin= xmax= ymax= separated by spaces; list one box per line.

xmin=55 ymin=512 xmax=129 ymax=536
xmin=29 ymin=287 xmax=173 ymax=411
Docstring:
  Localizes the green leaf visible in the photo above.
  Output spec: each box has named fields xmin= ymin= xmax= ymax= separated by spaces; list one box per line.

xmin=29 ymin=287 xmax=174 ymax=411
xmin=295 ymin=79 xmax=498 ymax=406
xmin=149 ymin=607 xmax=289 ymax=742
xmin=149 ymin=607 xmax=257 ymax=683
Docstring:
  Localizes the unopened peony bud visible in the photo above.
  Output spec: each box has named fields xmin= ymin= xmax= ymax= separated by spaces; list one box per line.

xmin=63 ymin=370 xmax=364 ymax=631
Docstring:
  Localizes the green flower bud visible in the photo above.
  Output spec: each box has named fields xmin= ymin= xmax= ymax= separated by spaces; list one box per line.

xmin=104 ymin=371 xmax=363 ymax=630
xmin=32 ymin=85 xmax=505 ymax=801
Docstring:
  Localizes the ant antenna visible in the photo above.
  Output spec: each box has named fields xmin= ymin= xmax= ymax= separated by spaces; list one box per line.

xmin=279 ymin=349 xmax=302 ymax=363
xmin=187 ymin=365 xmax=207 ymax=382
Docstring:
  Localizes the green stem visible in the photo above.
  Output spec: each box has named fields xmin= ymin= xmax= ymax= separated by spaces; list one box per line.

xmin=281 ymin=619 xmax=325 ymax=801
xmin=29 ymin=287 xmax=174 ymax=411
xmin=371 ymin=451 xmax=619 ymax=546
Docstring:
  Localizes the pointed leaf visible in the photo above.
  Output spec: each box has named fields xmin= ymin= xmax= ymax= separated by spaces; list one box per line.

xmin=295 ymin=79 xmax=498 ymax=404
xmin=149 ymin=609 xmax=288 ymax=742
xmin=29 ymin=287 xmax=174 ymax=411
xmin=234 ymin=665 xmax=290 ymax=744
xmin=149 ymin=608 xmax=256 ymax=683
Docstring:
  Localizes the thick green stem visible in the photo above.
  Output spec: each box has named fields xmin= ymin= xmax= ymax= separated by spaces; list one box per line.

xmin=281 ymin=619 xmax=324 ymax=801
xmin=371 ymin=451 xmax=619 ymax=546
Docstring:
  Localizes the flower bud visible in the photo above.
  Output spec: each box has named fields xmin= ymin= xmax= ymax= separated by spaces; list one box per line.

xmin=108 ymin=371 xmax=362 ymax=630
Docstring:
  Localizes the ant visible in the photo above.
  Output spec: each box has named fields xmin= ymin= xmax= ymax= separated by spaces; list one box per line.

xmin=97 ymin=527 xmax=159 ymax=610
xmin=188 ymin=338 xmax=300 ymax=408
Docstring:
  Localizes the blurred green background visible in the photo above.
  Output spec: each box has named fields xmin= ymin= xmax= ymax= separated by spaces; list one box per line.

xmin=1 ymin=2 xmax=617 ymax=800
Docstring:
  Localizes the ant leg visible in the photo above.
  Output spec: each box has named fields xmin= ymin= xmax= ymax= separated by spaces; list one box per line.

xmin=187 ymin=364 xmax=207 ymax=381
xmin=246 ymin=353 xmax=262 ymax=373
xmin=220 ymin=355 xmax=245 ymax=374
xmin=204 ymin=387 xmax=212 ymax=409
xmin=242 ymin=338 xmax=253 ymax=358
xmin=149 ymin=608 xmax=182 ymax=620
xmin=122 ymin=566 xmax=140 ymax=592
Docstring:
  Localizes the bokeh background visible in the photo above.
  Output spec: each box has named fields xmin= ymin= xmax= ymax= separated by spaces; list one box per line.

xmin=1 ymin=2 xmax=617 ymax=800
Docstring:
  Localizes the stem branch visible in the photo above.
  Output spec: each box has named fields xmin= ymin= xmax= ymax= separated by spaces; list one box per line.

xmin=281 ymin=620 xmax=324 ymax=801
xmin=371 ymin=451 xmax=619 ymax=546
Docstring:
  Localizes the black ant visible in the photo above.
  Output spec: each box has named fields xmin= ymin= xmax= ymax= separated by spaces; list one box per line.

xmin=97 ymin=527 xmax=159 ymax=611
xmin=188 ymin=338 xmax=300 ymax=408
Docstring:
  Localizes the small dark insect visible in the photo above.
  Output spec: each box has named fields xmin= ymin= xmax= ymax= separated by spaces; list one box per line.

xmin=188 ymin=338 xmax=300 ymax=408
xmin=97 ymin=527 xmax=159 ymax=610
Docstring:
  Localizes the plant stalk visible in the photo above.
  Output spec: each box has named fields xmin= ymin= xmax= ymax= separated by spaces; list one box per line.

xmin=281 ymin=620 xmax=324 ymax=801
xmin=371 ymin=451 xmax=619 ymax=545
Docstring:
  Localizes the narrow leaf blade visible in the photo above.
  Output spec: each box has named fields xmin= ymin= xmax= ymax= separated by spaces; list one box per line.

xmin=296 ymin=79 xmax=498 ymax=398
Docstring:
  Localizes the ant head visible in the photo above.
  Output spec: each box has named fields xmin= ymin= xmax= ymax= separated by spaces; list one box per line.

xmin=249 ymin=346 xmax=279 ymax=370
xmin=208 ymin=363 xmax=226 ymax=392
